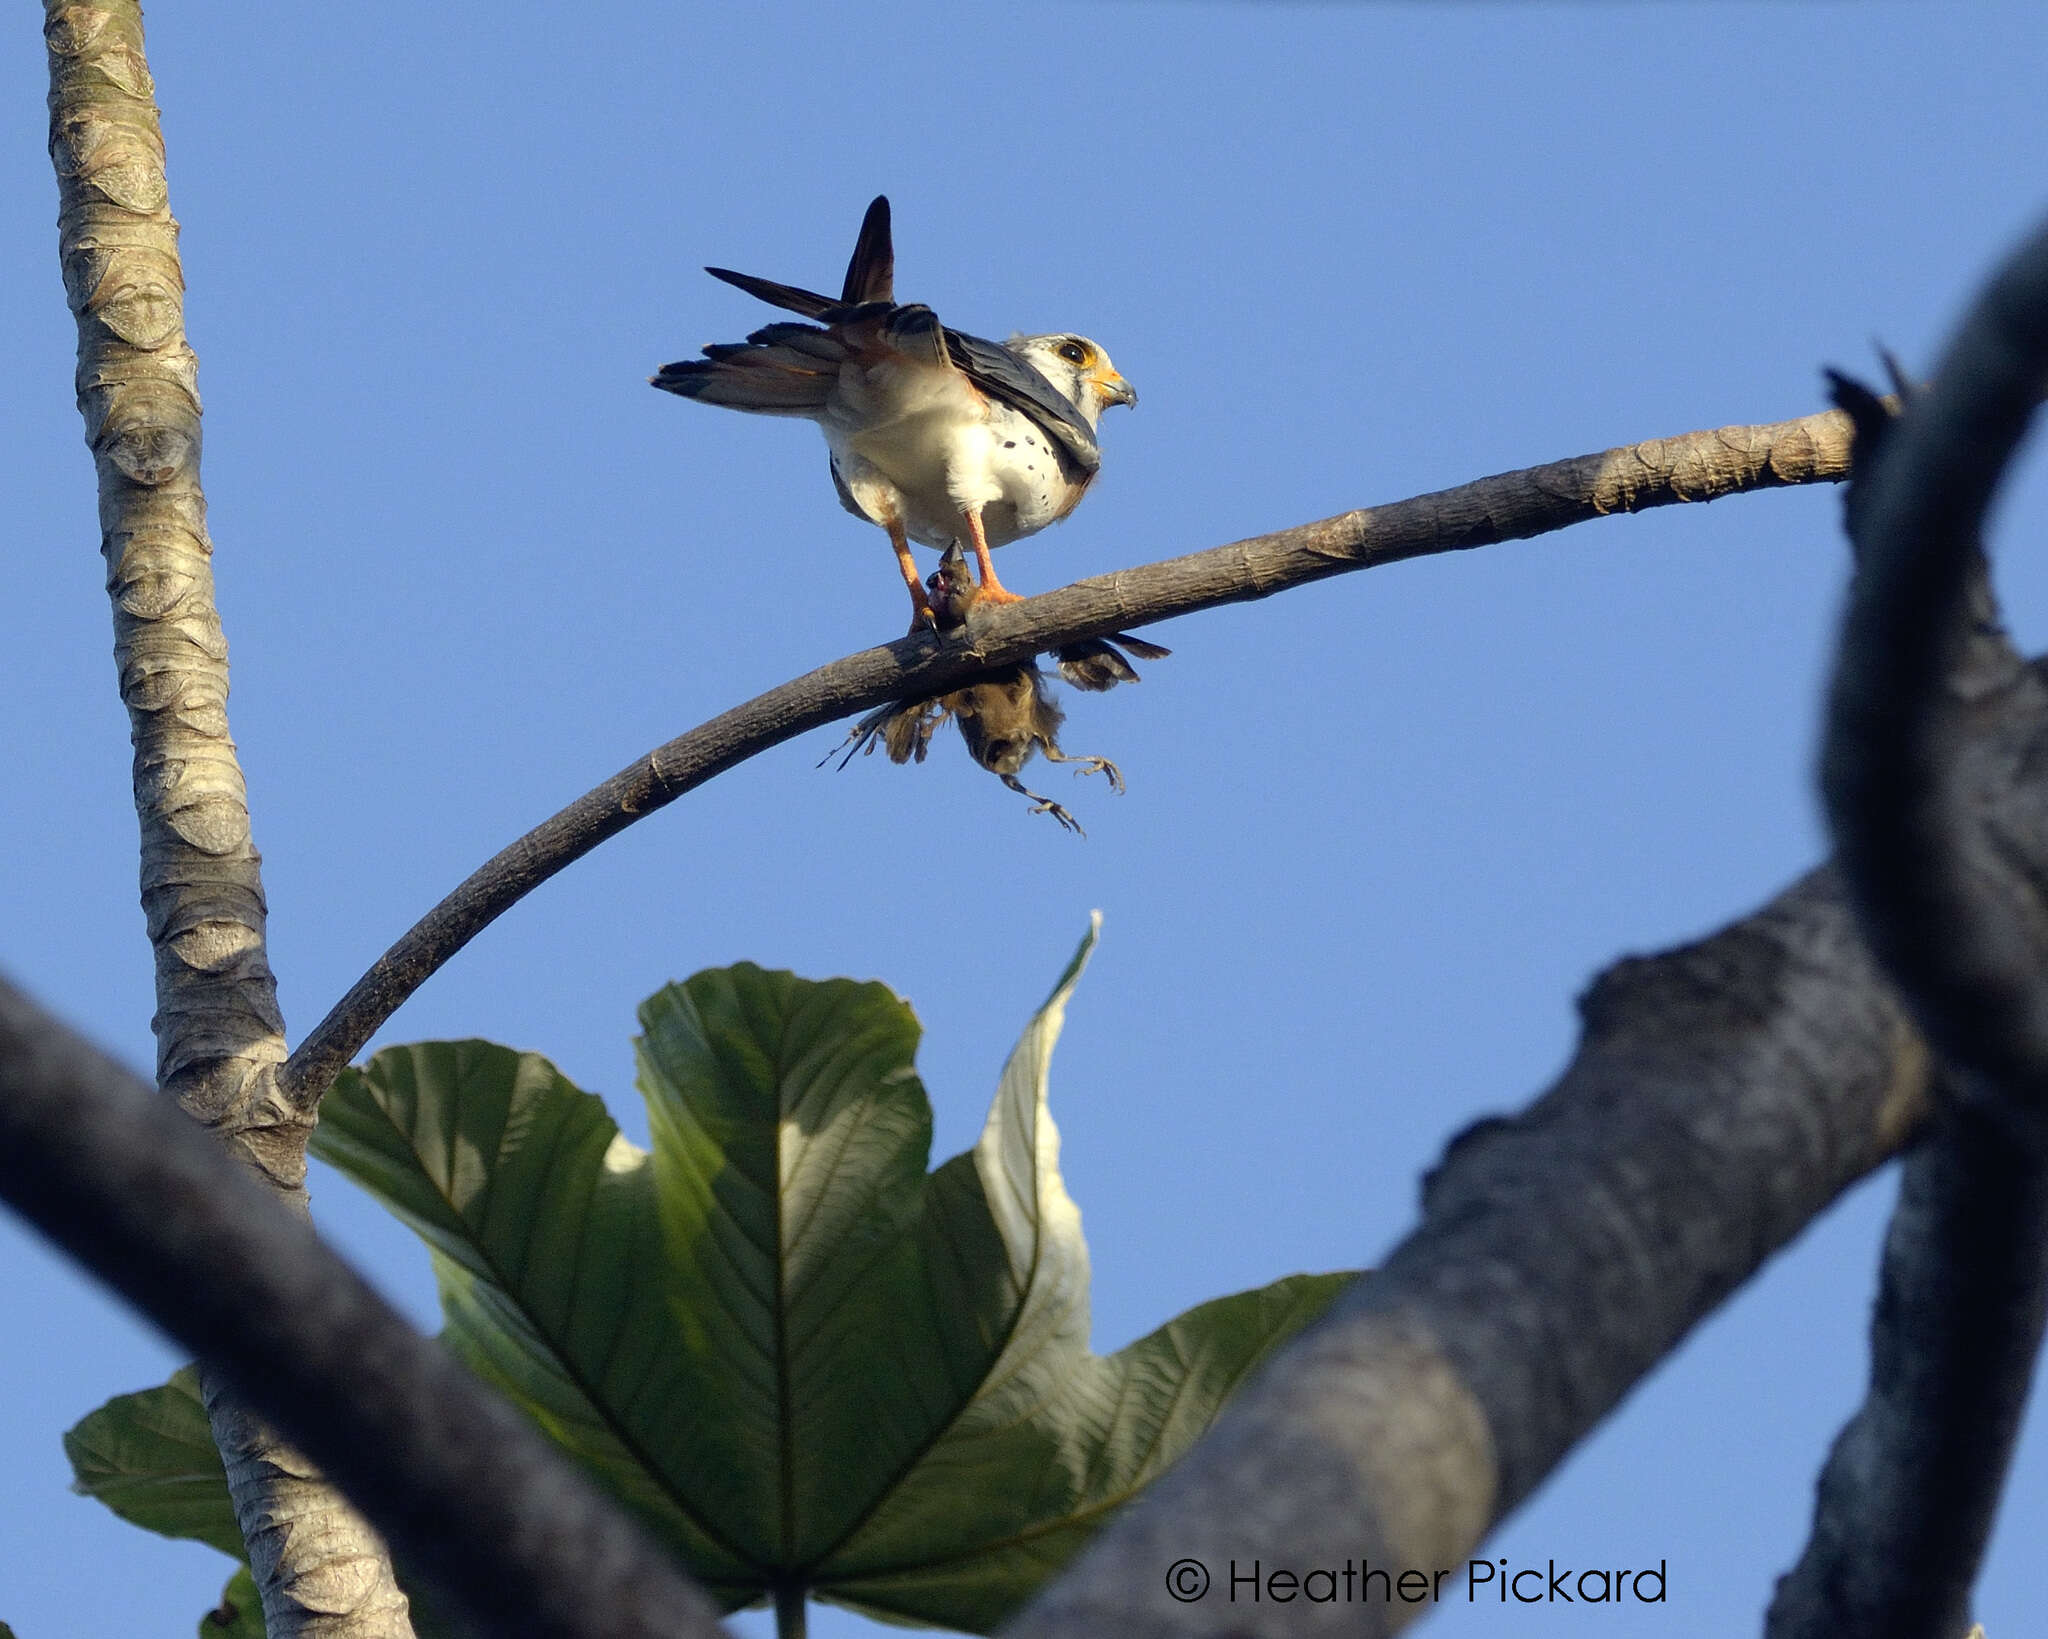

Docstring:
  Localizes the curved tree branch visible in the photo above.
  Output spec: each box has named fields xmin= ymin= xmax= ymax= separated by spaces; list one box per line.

xmin=1770 ymin=216 xmax=2048 ymax=1639
xmin=0 ymin=975 xmax=727 ymax=1639
xmin=1820 ymin=227 xmax=2048 ymax=1088
xmin=283 ymin=402 xmax=1863 ymax=1106
xmin=44 ymin=4 xmax=409 ymax=1631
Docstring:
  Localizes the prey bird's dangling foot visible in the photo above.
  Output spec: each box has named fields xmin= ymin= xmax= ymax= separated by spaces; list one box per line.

xmin=949 ymin=672 xmax=1121 ymax=838
xmin=1037 ymin=744 xmax=1126 ymax=794
xmin=652 ymin=196 xmax=1136 ymax=624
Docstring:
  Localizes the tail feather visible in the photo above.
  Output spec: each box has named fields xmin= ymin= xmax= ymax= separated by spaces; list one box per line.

xmin=743 ymin=322 xmax=851 ymax=361
xmin=667 ymin=196 xmax=904 ymax=415
xmin=650 ymin=352 xmax=835 ymax=415
xmin=704 ymin=265 xmax=839 ymax=318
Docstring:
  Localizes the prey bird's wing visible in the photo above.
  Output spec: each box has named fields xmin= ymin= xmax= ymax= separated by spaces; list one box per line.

xmin=945 ymin=330 xmax=1102 ymax=476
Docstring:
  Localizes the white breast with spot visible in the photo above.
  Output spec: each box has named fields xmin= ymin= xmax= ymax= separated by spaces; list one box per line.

xmin=820 ymin=356 xmax=1082 ymax=552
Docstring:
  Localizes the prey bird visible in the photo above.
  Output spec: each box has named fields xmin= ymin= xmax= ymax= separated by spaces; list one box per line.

xmin=651 ymin=197 xmax=1136 ymax=627
xmin=828 ymin=546 xmax=1145 ymax=835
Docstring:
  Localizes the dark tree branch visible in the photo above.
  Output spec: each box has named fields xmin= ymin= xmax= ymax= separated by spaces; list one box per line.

xmin=1006 ymin=630 xmax=2048 ymax=1639
xmin=283 ymin=403 xmax=1864 ymax=1106
xmin=1769 ymin=1113 xmax=2048 ymax=1639
xmin=0 ymin=976 xmax=729 ymax=1639
xmin=1769 ymin=216 xmax=2048 ymax=1639
xmin=1821 ymin=232 xmax=2048 ymax=1090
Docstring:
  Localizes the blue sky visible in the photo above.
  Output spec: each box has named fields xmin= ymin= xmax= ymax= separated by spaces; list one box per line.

xmin=5 ymin=3 xmax=2048 ymax=1635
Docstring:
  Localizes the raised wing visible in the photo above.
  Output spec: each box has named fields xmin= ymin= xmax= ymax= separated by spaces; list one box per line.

xmin=702 ymin=194 xmax=893 ymax=320
xmin=840 ymin=196 xmax=893 ymax=305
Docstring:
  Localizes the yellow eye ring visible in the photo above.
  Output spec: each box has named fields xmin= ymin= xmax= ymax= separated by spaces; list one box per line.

xmin=1057 ymin=341 xmax=1089 ymax=365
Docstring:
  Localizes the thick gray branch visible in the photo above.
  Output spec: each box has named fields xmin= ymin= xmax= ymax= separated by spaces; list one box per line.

xmin=1004 ymin=624 xmax=2048 ymax=1636
xmin=284 ymin=403 xmax=1860 ymax=1106
xmin=0 ymin=976 xmax=730 ymax=1639
xmin=1770 ymin=216 xmax=2048 ymax=1639
xmin=44 ymin=4 xmax=407 ymax=1631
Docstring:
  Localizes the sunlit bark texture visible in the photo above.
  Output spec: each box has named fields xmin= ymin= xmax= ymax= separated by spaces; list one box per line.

xmin=43 ymin=4 xmax=412 ymax=1633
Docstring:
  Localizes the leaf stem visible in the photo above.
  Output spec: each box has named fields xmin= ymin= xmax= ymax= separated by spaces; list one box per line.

xmin=774 ymin=1581 xmax=807 ymax=1639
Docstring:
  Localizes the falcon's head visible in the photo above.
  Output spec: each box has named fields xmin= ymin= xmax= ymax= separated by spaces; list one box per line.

xmin=1011 ymin=334 xmax=1137 ymax=427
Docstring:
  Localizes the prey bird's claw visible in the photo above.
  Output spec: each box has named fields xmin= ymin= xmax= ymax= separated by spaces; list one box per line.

xmin=1078 ymin=757 xmax=1125 ymax=795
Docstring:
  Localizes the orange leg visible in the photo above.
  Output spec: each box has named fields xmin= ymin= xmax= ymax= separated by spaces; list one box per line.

xmin=888 ymin=519 xmax=935 ymax=629
xmin=964 ymin=509 xmax=1025 ymax=605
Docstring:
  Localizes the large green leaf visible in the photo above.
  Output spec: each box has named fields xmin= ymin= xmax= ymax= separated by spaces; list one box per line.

xmin=830 ymin=1274 xmax=1352 ymax=1626
xmin=64 ymin=1366 xmax=240 ymax=1559
xmin=72 ymin=926 xmax=1355 ymax=1633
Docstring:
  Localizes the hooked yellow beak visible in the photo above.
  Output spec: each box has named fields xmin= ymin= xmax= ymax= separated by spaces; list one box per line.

xmin=1089 ymin=366 xmax=1137 ymax=409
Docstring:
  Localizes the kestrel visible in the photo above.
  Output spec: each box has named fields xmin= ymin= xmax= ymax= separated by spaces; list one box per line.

xmin=651 ymin=196 xmax=1137 ymax=626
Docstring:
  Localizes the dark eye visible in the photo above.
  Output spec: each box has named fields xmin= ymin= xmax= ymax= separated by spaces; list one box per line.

xmin=1057 ymin=341 xmax=1088 ymax=365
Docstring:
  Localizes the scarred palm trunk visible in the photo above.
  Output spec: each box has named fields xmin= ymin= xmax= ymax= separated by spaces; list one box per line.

xmin=43 ymin=5 xmax=412 ymax=1633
